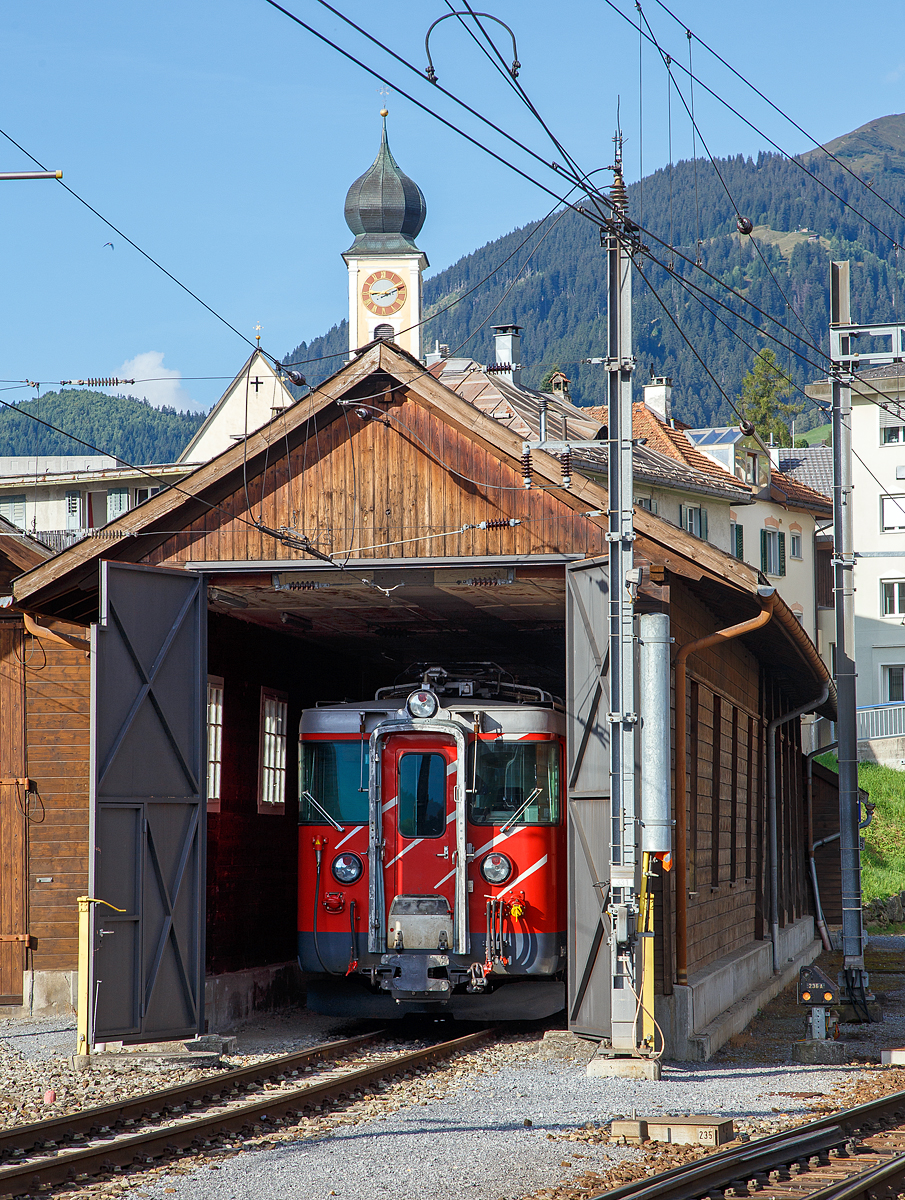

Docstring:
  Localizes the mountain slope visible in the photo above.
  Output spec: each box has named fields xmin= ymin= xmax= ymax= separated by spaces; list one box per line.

xmin=0 ymin=390 xmax=206 ymax=463
xmin=286 ymin=116 xmax=905 ymax=430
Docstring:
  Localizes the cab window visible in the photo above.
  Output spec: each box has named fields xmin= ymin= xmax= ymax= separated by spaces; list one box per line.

xmin=299 ymin=741 xmax=369 ymax=824
xmin=467 ymin=740 xmax=560 ymax=826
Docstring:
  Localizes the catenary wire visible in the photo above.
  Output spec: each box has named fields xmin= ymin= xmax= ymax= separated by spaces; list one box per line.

xmin=598 ymin=0 xmax=904 ymax=250
xmin=0 ymin=126 xmax=275 ymax=365
xmin=264 ymin=0 xmax=843 ymax=372
xmin=651 ymin=0 xmax=905 ymax=231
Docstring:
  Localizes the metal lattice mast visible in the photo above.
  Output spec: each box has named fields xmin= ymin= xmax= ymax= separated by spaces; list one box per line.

xmin=604 ymin=142 xmax=640 ymax=1053
xmin=829 ymin=261 xmax=864 ymax=976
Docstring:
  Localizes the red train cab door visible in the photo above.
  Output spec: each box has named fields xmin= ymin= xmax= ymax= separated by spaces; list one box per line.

xmin=380 ymin=732 xmax=461 ymax=954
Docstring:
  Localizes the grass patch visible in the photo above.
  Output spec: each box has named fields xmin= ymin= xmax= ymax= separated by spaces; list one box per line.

xmin=798 ymin=423 xmax=831 ymax=445
xmin=816 ymin=754 xmax=905 ymax=903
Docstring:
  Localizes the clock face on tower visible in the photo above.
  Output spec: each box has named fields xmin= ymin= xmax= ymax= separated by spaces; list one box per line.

xmin=362 ymin=270 xmax=407 ymax=315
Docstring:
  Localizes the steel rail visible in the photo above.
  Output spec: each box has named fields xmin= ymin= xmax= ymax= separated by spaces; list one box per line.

xmin=0 ymin=1030 xmax=383 ymax=1159
xmin=590 ymin=1084 xmax=905 ymax=1200
xmin=0 ymin=1029 xmax=493 ymax=1198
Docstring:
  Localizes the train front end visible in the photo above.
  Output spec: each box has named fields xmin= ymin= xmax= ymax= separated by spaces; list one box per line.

xmin=297 ymin=667 xmax=566 ymax=1019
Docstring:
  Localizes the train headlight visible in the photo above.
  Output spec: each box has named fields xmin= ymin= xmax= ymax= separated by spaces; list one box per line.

xmin=331 ymin=853 xmax=363 ymax=884
xmin=480 ymin=853 xmax=513 ymax=885
xmin=406 ymin=689 xmax=439 ymax=719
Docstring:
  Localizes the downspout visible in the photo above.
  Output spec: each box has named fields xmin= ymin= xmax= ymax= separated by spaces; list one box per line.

xmin=767 ymin=683 xmax=830 ymax=973
xmin=805 ymin=741 xmax=837 ymax=953
xmin=674 ymin=585 xmax=778 ymax=986
xmin=806 ymin=741 xmax=874 ymax=953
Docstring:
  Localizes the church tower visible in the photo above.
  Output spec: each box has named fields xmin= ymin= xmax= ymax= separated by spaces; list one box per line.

xmin=343 ymin=110 xmax=428 ymax=360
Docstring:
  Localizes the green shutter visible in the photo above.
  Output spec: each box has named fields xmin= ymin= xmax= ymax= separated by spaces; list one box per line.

xmin=701 ymin=509 xmax=708 ymax=541
xmin=679 ymin=504 xmax=686 ymax=531
xmin=106 ymin=487 xmax=130 ymax=521
xmin=735 ymin=523 xmax=744 ymax=559
xmin=760 ymin=529 xmax=768 ymax=573
xmin=778 ymin=531 xmax=786 ymax=577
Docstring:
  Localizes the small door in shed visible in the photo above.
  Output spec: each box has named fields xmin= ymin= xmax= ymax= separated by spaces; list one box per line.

xmin=565 ymin=557 xmax=611 ymax=1039
xmin=90 ymin=561 xmax=206 ymax=1044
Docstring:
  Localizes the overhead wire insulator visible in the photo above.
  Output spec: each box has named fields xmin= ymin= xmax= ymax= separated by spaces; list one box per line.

xmin=560 ymin=448 xmax=572 ymax=489
xmin=736 ymin=216 xmax=753 ymax=236
xmin=478 ymin=518 xmax=521 ymax=530
xmin=521 ymin=448 xmax=532 ymax=490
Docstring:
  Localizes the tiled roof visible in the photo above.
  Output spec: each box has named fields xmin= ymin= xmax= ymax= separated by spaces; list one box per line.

xmin=769 ymin=468 xmax=833 ymax=514
xmin=436 ymin=368 xmax=752 ymax=502
xmin=776 ymin=446 xmax=833 ymax=499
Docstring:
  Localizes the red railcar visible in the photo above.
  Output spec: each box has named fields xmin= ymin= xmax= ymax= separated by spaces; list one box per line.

xmin=297 ymin=664 xmax=566 ymax=1019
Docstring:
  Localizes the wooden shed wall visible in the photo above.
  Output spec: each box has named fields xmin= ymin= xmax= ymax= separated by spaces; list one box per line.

xmin=0 ymin=621 xmax=27 ymax=1003
xmin=24 ymin=627 xmax=90 ymax=975
xmin=139 ymin=397 xmax=609 ymax=568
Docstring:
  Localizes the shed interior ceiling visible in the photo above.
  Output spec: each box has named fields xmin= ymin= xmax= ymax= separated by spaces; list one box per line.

xmin=207 ymin=563 xmax=569 ymax=695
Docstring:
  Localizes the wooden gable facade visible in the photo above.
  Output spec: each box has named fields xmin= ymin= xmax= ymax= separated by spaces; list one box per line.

xmin=10 ymin=341 xmax=836 ymax=1025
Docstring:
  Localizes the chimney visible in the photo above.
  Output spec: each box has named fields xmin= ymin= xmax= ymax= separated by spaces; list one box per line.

xmin=424 ymin=339 xmax=444 ymax=367
xmin=490 ymin=324 xmax=522 ymax=387
xmin=643 ymin=376 xmax=672 ymax=422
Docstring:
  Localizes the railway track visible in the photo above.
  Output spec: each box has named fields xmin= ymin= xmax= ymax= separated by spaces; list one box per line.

xmin=591 ymin=1086 xmax=905 ymax=1200
xmin=0 ymin=1027 xmax=492 ymax=1199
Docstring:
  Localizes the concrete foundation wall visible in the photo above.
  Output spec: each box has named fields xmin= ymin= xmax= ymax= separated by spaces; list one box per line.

xmin=1 ymin=962 xmax=305 ymax=1031
xmin=658 ymin=917 xmax=819 ymax=1061
xmin=204 ymin=962 xmax=304 ymax=1032
xmin=858 ymin=736 xmax=905 ymax=770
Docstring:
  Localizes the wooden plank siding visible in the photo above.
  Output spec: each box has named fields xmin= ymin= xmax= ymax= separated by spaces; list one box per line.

xmin=23 ymin=630 xmax=90 ymax=974
xmin=0 ymin=621 xmax=27 ymax=1003
xmin=139 ymin=395 xmax=609 ymax=569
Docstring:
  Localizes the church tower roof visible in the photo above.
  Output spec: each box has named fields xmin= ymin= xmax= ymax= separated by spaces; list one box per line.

xmin=343 ymin=111 xmax=427 ymax=256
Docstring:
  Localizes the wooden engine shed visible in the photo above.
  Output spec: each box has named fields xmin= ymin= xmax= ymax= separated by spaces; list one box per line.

xmin=7 ymin=340 xmax=837 ymax=1057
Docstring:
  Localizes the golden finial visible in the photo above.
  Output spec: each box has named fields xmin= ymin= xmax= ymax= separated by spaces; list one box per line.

xmin=254 ymin=322 xmax=262 ymax=347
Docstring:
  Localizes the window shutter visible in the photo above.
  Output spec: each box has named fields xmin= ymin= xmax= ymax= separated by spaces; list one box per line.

xmin=778 ymin=532 xmax=786 ymax=577
xmin=106 ymin=488 xmax=129 ymax=522
xmin=760 ymin=529 xmax=768 ymax=573
xmin=679 ymin=504 xmax=686 ymax=531
xmin=701 ymin=509 xmax=708 ymax=541
xmin=0 ymin=494 xmax=26 ymax=528
xmin=65 ymin=490 xmax=81 ymax=530
xmin=735 ymin=523 xmax=744 ymax=559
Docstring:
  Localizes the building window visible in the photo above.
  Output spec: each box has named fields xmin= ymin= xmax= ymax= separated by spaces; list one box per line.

xmin=679 ymin=504 xmax=708 ymax=540
xmin=883 ymin=580 xmax=905 ymax=616
xmin=886 ymin=666 xmax=905 ymax=703
xmin=134 ymin=486 xmax=161 ymax=505
xmin=207 ymin=676 xmax=224 ymax=812
xmin=258 ymin=688 xmax=288 ymax=813
xmin=635 ymin=495 xmax=657 ymax=514
xmin=373 ymin=323 xmax=395 ymax=341
xmin=730 ymin=521 xmax=744 ymax=559
xmin=760 ymin=529 xmax=786 ymax=577
xmin=882 ymin=425 xmax=904 ymax=444
xmin=882 ymin=495 xmax=905 ymax=531
xmin=790 ymin=532 xmax=802 ymax=559
xmin=0 ymin=494 xmax=26 ymax=529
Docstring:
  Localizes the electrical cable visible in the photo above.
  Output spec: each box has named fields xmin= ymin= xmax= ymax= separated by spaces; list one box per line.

xmin=687 ymin=30 xmax=702 ymax=266
xmin=637 ymin=4 xmax=817 ymax=344
xmin=0 ymin=126 xmax=271 ymax=363
xmin=266 ymin=0 xmax=838 ymax=375
xmin=651 ymin=0 xmax=905 ymax=232
xmin=599 ymin=0 xmax=903 ymax=250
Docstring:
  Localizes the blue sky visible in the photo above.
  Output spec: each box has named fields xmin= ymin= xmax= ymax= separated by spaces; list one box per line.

xmin=2 ymin=0 xmax=904 ymax=413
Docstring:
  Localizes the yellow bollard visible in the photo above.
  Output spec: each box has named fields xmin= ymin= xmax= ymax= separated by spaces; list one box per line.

xmin=75 ymin=896 xmax=126 ymax=1064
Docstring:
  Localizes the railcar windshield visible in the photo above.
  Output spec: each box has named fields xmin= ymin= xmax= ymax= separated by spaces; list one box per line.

xmin=466 ymin=740 xmax=560 ymax=826
xmin=299 ymin=741 xmax=369 ymax=825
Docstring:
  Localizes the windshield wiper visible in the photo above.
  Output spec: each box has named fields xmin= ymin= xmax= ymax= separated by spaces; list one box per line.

xmin=301 ymin=790 xmax=345 ymax=833
xmin=501 ymin=787 xmax=542 ymax=833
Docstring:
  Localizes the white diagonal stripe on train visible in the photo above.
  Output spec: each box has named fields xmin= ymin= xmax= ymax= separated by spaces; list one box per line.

xmin=382 ymin=795 xmax=397 ymax=813
xmin=433 ymin=826 xmax=519 ymax=889
xmin=385 ymin=838 xmax=423 ymax=868
xmin=504 ymin=854 xmax=548 ymax=893
xmin=446 ymin=762 xmax=457 ymax=775
xmin=335 ymin=825 xmax=364 ymax=849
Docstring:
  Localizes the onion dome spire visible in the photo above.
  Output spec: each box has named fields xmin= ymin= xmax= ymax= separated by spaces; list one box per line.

xmin=344 ymin=110 xmax=427 ymax=255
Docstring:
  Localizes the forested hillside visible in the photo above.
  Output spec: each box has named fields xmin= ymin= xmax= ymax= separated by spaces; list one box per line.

xmin=285 ymin=114 xmax=905 ymax=429
xmin=0 ymin=390 xmax=206 ymax=463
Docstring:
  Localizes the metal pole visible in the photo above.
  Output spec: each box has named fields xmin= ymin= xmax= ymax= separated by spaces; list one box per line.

xmin=829 ymin=261 xmax=865 ymax=976
xmin=605 ymin=142 xmax=639 ymax=1054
